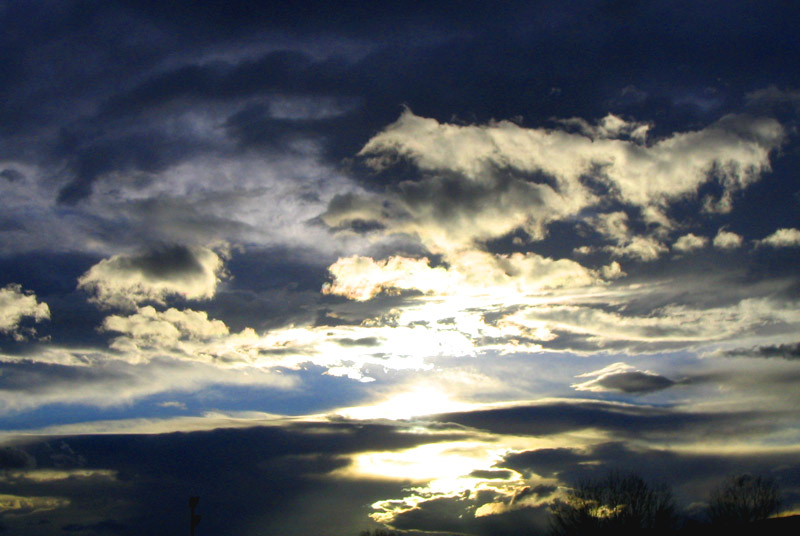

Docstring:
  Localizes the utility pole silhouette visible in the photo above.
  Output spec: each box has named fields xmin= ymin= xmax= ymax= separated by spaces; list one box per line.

xmin=190 ymin=496 xmax=201 ymax=536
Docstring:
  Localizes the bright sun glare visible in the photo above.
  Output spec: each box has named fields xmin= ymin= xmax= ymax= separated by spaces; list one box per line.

xmin=336 ymin=386 xmax=474 ymax=420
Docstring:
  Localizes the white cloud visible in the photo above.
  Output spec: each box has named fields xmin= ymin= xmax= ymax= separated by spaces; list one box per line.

xmin=323 ymin=250 xmax=599 ymax=302
xmin=592 ymin=211 xmax=631 ymax=242
xmin=78 ymin=245 xmax=225 ymax=309
xmin=322 ymin=256 xmax=452 ymax=301
xmin=322 ymin=110 xmax=783 ymax=272
xmin=605 ymin=236 xmax=668 ymax=261
xmin=672 ymin=233 xmax=708 ymax=253
xmin=601 ymin=261 xmax=626 ymax=280
xmin=557 ymin=113 xmax=651 ymax=143
xmin=101 ymin=306 xmax=259 ymax=365
xmin=713 ymin=229 xmax=743 ymax=250
xmin=103 ymin=306 xmax=230 ymax=345
xmin=758 ymin=228 xmax=800 ymax=248
xmin=575 ymin=362 xmax=636 ymax=379
xmin=0 ymin=284 xmax=50 ymax=340
xmin=350 ymin=110 xmax=782 ymax=252
xmin=505 ymin=294 xmax=800 ymax=352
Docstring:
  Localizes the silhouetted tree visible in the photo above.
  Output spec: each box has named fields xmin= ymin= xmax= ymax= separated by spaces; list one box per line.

xmin=549 ymin=471 xmax=676 ymax=536
xmin=707 ymin=474 xmax=781 ymax=526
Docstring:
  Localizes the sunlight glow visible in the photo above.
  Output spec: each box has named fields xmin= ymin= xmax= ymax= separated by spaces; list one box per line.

xmin=336 ymin=386 xmax=474 ymax=420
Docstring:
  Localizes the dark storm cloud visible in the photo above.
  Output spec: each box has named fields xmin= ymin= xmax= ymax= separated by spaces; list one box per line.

xmin=100 ymin=50 xmax=354 ymax=115
xmin=0 ymin=422 xmax=469 ymax=536
xmin=0 ymin=168 xmax=23 ymax=182
xmin=497 ymin=440 xmax=800 ymax=501
xmin=121 ymin=245 xmax=206 ymax=280
xmin=0 ymin=361 xmax=133 ymax=394
xmin=724 ymin=342 xmax=800 ymax=360
xmin=336 ymin=337 xmax=381 ymax=347
xmin=61 ymin=519 xmax=127 ymax=533
xmin=0 ymin=446 xmax=36 ymax=469
xmin=388 ymin=490 xmax=553 ymax=536
xmin=1 ymin=0 xmax=796 ymax=205
xmin=501 ymin=448 xmax=586 ymax=479
xmin=430 ymin=400 xmax=778 ymax=441
xmin=469 ymin=469 xmax=515 ymax=480
xmin=55 ymin=126 xmax=190 ymax=205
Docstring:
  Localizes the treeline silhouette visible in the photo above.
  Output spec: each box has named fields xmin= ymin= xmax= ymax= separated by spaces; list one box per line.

xmin=549 ymin=471 xmax=782 ymax=535
xmin=549 ymin=471 xmax=676 ymax=536
xmin=359 ymin=471 xmax=788 ymax=536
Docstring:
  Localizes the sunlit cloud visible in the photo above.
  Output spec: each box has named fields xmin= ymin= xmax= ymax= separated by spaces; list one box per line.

xmin=0 ymin=284 xmax=49 ymax=341
xmin=0 ymin=494 xmax=70 ymax=516
xmin=672 ymin=233 xmax=709 ymax=253
xmin=713 ymin=228 xmax=744 ymax=250
xmin=336 ymin=109 xmax=782 ymax=253
xmin=605 ymin=236 xmax=669 ymax=261
xmin=758 ymin=228 xmax=800 ymax=248
xmin=572 ymin=362 xmax=676 ymax=394
xmin=1 ymin=469 xmax=117 ymax=483
xmin=78 ymin=245 xmax=226 ymax=309
xmin=324 ymin=250 xmax=599 ymax=302
xmin=336 ymin=386 xmax=475 ymax=420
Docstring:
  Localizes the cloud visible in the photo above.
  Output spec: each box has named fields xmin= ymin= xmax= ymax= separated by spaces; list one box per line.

xmin=384 ymin=491 xmax=553 ymax=535
xmin=0 ymin=421 xmax=467 ymax=536
xmin=592 ymin=212 xmax=631 ymax=243
xmin=713 ymin=229 xmax=743 ymax=250
xmin=317 ymin=252 xmax=800 ymax=361
xmin=430 ymin=398 xmax=781 ymax=441
xmin=586 ymin=212 xmax=670 ymax=262
xmin=723 ymin=342 xmax=800 ymax=360
xmin=556 ymin=114 xmax=651 ymax=143
xmin=96 ymin=305 xmax=292 ymax=367
xmin=0 ymin=168 xmax=24 ymax=182
xmin=572 ymin=362 xmax=676 ymax=394
xmin=102 ymin=306 xmax=230 ymax=342
xmin=78 ymin=245 xmax=226 ymax=309
xmin=61 ymin=519 xmax=127 ymax=533
xmin=336 ymin=109 xmax=783 ymax=255
xmin=496 ymin=440 xmax=800 ymax=493
xmin=322 ymin=256 xmax=452 ymax=301
xmin=600 ymin=261 xmax=625 ymax=279
xmin=0 ymin=494 xmax=70 ymax=515
xmin=0 ymin=284 xmax=50 ymax=340
xmin=605 ymin=236 xmax=669 ymax=261
xmin=758 ymin=228 xmax=800 ymax=248
xmin=156 ymin=400 xmax=187 ymax=410
xmin=323 ymin=251 xmax=598 ymax=302
xmin=504 ymin=294 xmax=800 ymax=353
xmin=0 ymin=447 xmax=36 ymax=470
xmin=745 ymin=86 xmax=800 ymax=110
xmin=672 ymin=233 xmax=708 ymax=253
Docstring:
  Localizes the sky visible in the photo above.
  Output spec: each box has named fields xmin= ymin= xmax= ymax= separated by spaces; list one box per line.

xmin=0 ymin=1 xmax=799 ymax=534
